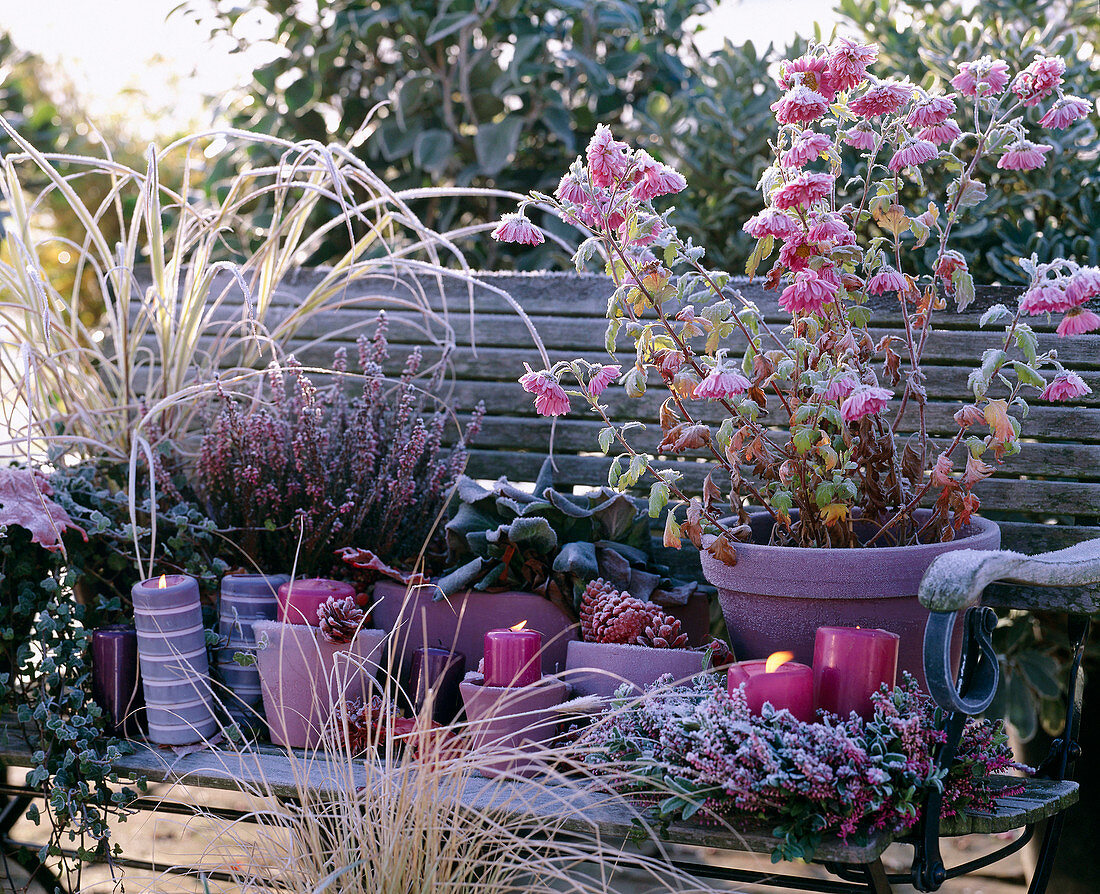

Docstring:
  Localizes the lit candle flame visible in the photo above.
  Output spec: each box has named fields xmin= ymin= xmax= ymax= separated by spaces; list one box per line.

xmin=765 ymin=650 xmax=794 ymax=673
xmin=510 ymin=620 xmax=528 ymax=631
xmin=157 ymin=574 xmax=168 ymax=589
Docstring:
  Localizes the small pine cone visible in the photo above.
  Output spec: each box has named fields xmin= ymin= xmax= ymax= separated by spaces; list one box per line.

xmin=317 ymin=595 xmax=366 ymax=644
xmin=579 ymin=578 xmax=618 ymax=641
xmin=637 ymin=612 xmax=689 ymax=650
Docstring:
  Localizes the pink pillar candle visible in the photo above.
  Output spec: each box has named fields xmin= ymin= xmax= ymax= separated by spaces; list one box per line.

xmin=813 ymin=626 xmax=900 ymax=720
xmin=727 ymin=654 xmax=815 ymax=722
xmin=483 ymin=625 xmax=542 ymax=687
xmin=277 ymin=578 xmax=356 ymax=626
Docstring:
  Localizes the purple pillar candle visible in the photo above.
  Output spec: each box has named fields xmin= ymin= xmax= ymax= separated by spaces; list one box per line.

xmin=410 ymin=647 xmax=466 ymax=723
xmin=277 ymin=578 xmax=357 ymax=626
xmin=727 ymin=652 xmax=814 ymax=722
xmin=813 ymin=626 xmax=900 ymax=720
xmin=91 ymin=626 xmax=144 ymax=737
xmin=483 ymin=623 xmax=542 ymax=687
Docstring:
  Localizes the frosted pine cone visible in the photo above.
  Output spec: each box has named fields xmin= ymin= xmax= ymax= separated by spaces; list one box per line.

xmin=579 ymin=578 xmax=616 ymax=641
xmin=317 ymin=595 xmax=365 ymax=644
xmin=580 ymin=577 xmax=671 ymax=646
xmin=637 ymin=614 xmax=689 ymax=650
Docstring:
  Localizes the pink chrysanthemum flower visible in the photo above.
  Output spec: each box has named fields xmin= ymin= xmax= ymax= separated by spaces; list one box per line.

xmin=771 ymin=85 xmax=831 ymax=125
xmin=587 ymin=364 xmax=621 ymax=396
xmin=849 ymin=80 xmax=912 ymax=118
xmin=807 ymin=211 xmax=853 ymax=243
xmin=773 ymin=171 xmax=834 ymax=211
xmin=888 ymin=138 xmax=937 ymax=172
xmin=781 ymin=131 xmax=833 ymax=168
xmin=631 ymin=150 xmax=687 ymax=201
xmin=997 ymin=140 xmax=1053 ymax=171
xmin=779 ymin=269 xmax=839 ymax=315
xmin=778 ymin=232 xmax=818 ymax=272
xmin=491 ymin=213 xmax=544 ymax=245
xmin=1040 ymin=96 xmax=1092 ymax=130
xmin=742 ymin=207 xmax=800 ymax=240
xmin=918 ymin=119 xmax=962 ymax=145
xmin=1057 ymin=307 xmax=1100 ymax=337
xmin=577 ymin=195 xmax=625 ymax=231
xmin=519 ymin=365 xmax=571 ymax=416
xmin=842 ymin=124 xmax=878 ymax=150
xmin=1066 ymin=267 xmax=1100 ymax=305
xmin=906 ymin=93 xmax=956 ymax=128
xmin=1040 ymin=371 xmax=1091 ymax=402
xmin=555 ymin=172 xmax=588 ymax=204
xmin=694 ymin=366 xmax=751 ymax=400
xmin=1013 ymin=55 xmax=1066 ymax=107
xmin=779 ymin=55 xmax=834 ymax=97
xmin=586 ymin=125 xmax=632 ymax=189
xmin=951 ymin=57 xmax=1010 ymax=97
xmin=867 ymin=267 xmax=910 ymax=295
xmin=823 ymin=375 xmax=858 ymax=402
xmin=841 ymin=386 xmax=893 ymax=423
xmin=826 ymin=39 xmax=877 ymax=92
xmin=1019 ymin=282 xmax=1075 ymax=315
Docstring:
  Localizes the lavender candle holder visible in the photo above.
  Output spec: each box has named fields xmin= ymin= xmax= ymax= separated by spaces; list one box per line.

xmin=217 ymin=573 xmax=289 ymax=729
xmin=132 ymin=574 xmax=219 ymax=745
xmin=410 ymin=647 xmax=466 ymax=724
xmin=91 ymin=625 xmax=144 ymax=737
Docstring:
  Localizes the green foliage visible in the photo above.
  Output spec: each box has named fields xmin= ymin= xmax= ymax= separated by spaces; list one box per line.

xmin=836 ymin=0 xmax=1100 ymax=283
xmin=185 ymin=0 xmax=712 ymax=266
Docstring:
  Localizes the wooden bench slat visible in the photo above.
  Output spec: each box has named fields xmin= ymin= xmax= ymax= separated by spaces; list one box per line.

xmin=935 ymin=776 xmax=1079 ymax=836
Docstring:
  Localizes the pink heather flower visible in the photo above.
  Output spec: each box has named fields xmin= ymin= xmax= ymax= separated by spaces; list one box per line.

xmin=743 ymin=207 xmax=800 ymax=240
xmin=951 ymin=57 xmax=1010 ymax=97
xmin=587 ymin=364 xmax=621 ymax=396
xmin=849 ymin=80 xmax=912 ymax=118
xmin=631 ymin=150 xmax=687 ymax=201
xmin=997 ymin=140 xmax=1052 ymax=171
xmin=779 ymin=269 xmax=839 ymax=315
xmin=906 ymin=94 xmax=956 ymax=128
xmin=1040 ymin=96 xmax=1092 ymax=130
xmin=1057 ymin=307 xmax=1100 ymax=337
xmin=807 ymin=211 xmax=853 ymax=243
xmin=1040 ymin=371 xmax=1091 ymax=402
xmin=826 ymin=39 xmax=877 ymax=92
xmin=823 ymin=375 xmax=858 ymax=402
xmin=841 ymin=386 xmax=893 ymax=423
xmin=888 ymin=138 xmax=937 ymax=172
xmin=1013 ymin=56 xmax=1066 ymax=106
xmin=1066 ymin=267 xmax=1100 ymax=305
xmin=842 ymin=124 xmax=877 ymax=150
xmin=1019 ymin=283 xmax=1075 ymax=315
xmin=918 ymin=119 xmax=962 ymax=145
xmin=694 ymin=366 xmax=751 ymax=400
xmin=491 ymin=213 xmax=544 ymax=245
xmin=771 ymin=85 xmax=831 ymax=125
xmin=555 ymin=172 xmax=588 ymax=204
xmin=773 ymin=171 xmax=834 ymax=211
xmin=781 ymin=131 xmax=833 ymax=168
xmin=586 ymin=125 xmax=632 ymax=189
xmin=867 ymin=267 xmax=910 ymax=295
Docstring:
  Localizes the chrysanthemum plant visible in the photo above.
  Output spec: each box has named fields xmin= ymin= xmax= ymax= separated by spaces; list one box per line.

xmin=493 ymin=41 xmax=1097 ymax=556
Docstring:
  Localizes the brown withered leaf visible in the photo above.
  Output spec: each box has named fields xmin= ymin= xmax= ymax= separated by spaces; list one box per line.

xmin=0 ymin=468 xmax=85 ymax=551
xmin=763 ymin=264 xmax=782 ymax=291
xmin=671 ymin=424 xmax=710 ymax=452
xmin=883 ymin=346 xmax=902 ymax=386
xmin=339 ymin=548 xmax=426 ymax=586
xmin=681 ymin=519 xmax=704 ymax=549
xmin=752 ymin=353 xmax=775 ymax=384
xmin=702 ymin=474 xmax=721 ymax=511
xmin=901 ymin=440 xmax=923 ymax=487
xmin=659 ymin=398 xmax=679 ymax=432
xmin=706 ymin=535 xmax=738 ymax=567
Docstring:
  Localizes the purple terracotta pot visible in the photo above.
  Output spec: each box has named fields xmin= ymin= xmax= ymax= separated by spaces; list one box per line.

xmin=564 ymin=640 xmax=708 ymax=698
xmin=252 ymin=620 xmax=386 ymax=749
xmin=458 ymin=676 xmax=568 ymax=778
xmin=701 ymin=511 xmax=1000 ymax=685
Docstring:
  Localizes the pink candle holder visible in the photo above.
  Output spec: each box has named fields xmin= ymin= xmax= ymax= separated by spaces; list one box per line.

xmin=727 ymin=652 xmax=815 ymax=722
xmin=277 ymin=578 xmax=357 ymax=626
xmin=813 ymin=626 xmax=900 ymax=720
xmin=483 ymin=623 xmax=542 ymax=687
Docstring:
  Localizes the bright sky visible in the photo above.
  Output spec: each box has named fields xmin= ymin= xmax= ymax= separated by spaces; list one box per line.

xmin=0 ymin=0 xmax=843 ymax=140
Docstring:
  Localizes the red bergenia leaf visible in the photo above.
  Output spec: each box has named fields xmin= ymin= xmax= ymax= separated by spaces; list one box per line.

xmin=0 ymin=469 xmax=85 ymax=551
xmin=337 ymin=547 xmax=425 ymax=586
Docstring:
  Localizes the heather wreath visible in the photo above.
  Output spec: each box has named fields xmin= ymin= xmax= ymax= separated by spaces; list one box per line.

xmin=492 ymin=41 xmax=1097 ymax=554
xmin=582 ymin=676 xmax=1020 ymax=862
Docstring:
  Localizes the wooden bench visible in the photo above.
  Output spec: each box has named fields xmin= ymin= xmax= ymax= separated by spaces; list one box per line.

xmin=2 ymin=270 xmax=1097 ymax=893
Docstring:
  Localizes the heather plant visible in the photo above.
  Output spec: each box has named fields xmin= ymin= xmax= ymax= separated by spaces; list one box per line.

xmin=197 ymin=313 xmax=484 ymax=577
xmin=493 ymin=41 xmax=1097 ymax=555
xmin=583 ymin=675 xmax=1019 ymax=862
